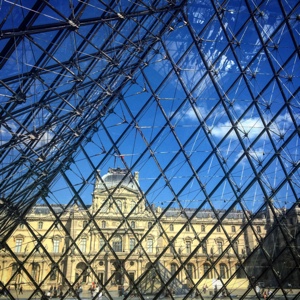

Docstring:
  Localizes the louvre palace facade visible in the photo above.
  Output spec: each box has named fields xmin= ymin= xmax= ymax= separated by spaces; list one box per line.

xmin=2 ymin=168 xmax=269 ymax=295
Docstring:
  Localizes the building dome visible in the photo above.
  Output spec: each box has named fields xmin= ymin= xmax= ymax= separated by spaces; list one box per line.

xmin=95 ymin=167 xmax=139 ymax=191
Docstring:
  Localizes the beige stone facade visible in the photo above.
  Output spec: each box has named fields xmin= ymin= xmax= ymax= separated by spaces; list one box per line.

xmin=2 ymin=168 xmax=267 ymax=293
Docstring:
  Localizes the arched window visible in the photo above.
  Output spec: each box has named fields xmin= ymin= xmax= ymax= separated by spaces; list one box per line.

xmin=148 ymin=222 xmax=152 ymax=229
xmin=201 ymin=225 xmax=205 ymax=232
xmin=187 ymin=263 xmax=194 ymax=279
xmin=170 ymin=224 xmax=174 ymax=231
xmin=231 ymin=225 xmax=236 ymax=233
xmin=113 ymin=236 xmax=122 ymax=252
xmin=233 ymin=241 xmax=239 ymax=254
xmin=203 ymin=263 xmax=211 ymax=279
xmin=131 ymin=221 xmax=135 ymax=229
xmin=220 ymin=263 xmax=228 ymax=279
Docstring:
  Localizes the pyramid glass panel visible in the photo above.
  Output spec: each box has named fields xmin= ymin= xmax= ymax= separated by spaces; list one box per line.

xmin=0 ymin=0 xmax=299 ymax=299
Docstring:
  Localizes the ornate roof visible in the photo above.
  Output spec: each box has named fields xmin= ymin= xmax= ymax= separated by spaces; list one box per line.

xmin=95 ymin=168 xmax=139 ymax=191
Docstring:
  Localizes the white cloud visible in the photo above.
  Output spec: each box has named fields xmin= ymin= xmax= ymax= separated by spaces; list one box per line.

xmin=235 ymin=147 xmax=266 ymax=163
xmin=37 ymin=131 xmax=54 ymax=147
xmin=210 ymin=117 xmax=264 ymax=139
xmin=210 ymin=113 xmax=294 ymax=140
xmin=174 ymin=105 xmax=208 ymax=122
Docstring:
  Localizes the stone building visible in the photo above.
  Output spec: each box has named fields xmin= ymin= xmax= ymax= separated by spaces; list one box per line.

xmin=2 ymin=168 xmax=268 ymax=294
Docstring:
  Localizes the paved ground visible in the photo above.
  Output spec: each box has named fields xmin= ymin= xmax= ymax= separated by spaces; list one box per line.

xmin=1 ymin=289 xmax=299 ymax=300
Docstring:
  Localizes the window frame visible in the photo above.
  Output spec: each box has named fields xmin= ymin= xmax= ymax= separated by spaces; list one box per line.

xmin=147 ymin=238 xmax=153 ymax=253
xmin=80 ymin=238 xmax=87 ymax=253
xmin=53 ymin=239 xmax=60 ymax=253
xmin=15 ymin=238 xmax=22 ymax=253
xmin=129 ymin=238 xmax=135 ymax=251
xmin=186 ymin=240 xmax=191 ymax=254
xmin=113 ymin=236 xmax=122 ymax=252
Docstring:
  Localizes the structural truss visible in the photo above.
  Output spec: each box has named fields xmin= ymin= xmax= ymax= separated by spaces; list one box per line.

xmin=0 ymin=0 xmax=299 ymax=299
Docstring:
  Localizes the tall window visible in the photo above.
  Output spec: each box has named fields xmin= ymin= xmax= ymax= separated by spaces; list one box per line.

xmin=38 ymin=221 xmax=43 ymax=229
xmin=231 ymin=226 xmax=236 ymax=233
xmin=201 ymin=225 xmax=205 ymax=232
xmin=99 ymin=238 xmax=105 ymax=251
xmin=220 ymin=263 xmax=227 ymax=279
xmin=257 ymin=226 xmax=261 ymax=233
xmin=186 ymin=225 xmax=190 ymax=231
xmin=216 ymin=226 xmax=221 ymax=232
xmin=147 ymin=239 xmax=153 ymax=253
xmin=187 ymin=263 xmax=194 ymax=279
xmin=131 ymin=221 xmax=135 ymax=229
xmin=83 ymin=220 xmax=88 ymax=227
xmin=80 ymin=238 xmax=87 ymax=252
xmin=170 ymin=243 xmax=176 ymax=254
xmin=217 ymin=241 xmax=223 ymax=254
xmin=15 ymin=239 xmax=22 ymax=253
xmin=116 ymin=200 xmax=122 ymax=213
xmin=130 ymin=238 xmax=135 ymax=251
xmin=203 ymin=263 xmax=211 ymax=279
xmin=170 ymin=224 xmax=174 ymax=231
xmin=102 ymin=221 xmax=106 ymax=229
xmin=202 ymin=241 xmax=207 ymax=254
xmin=170 ymin=263 xmax=177 ymax=275
xmin=233 ymin=242 xmax=239 ymax=254
xmin=32 ymin=262 xmax=40 ymax=281
xmin=50 ymin=263 xmax=57 ymax=280
xmin=186 ymin=241 xmax=191 ymax=254
xmin=113 ymin=236 xmax=122 ymax=252
xmin=53 ymin=240 xmax=60 ymax=253
xmin=148 ymin=222 xmax=152 ymax=229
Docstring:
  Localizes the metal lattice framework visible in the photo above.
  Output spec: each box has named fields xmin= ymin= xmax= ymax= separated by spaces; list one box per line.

xmin=0 ymin=0 xmax=299 ymax=299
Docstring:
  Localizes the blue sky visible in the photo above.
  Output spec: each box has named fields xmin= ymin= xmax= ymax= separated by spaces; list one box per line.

xmin=0 ymin=0 xmax=299 ymax=217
